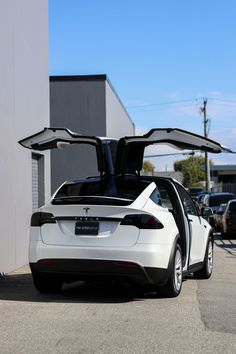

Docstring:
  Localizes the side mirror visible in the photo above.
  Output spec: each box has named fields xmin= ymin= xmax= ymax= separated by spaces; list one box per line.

xmin=201 ymin=207 xmax=213 ymax=219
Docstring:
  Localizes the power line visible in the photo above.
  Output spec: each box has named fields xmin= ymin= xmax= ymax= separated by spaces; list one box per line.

xmin=129 ymin=103 xmax=199 ymax=113
xmin=208 ymin=102 xmax=236 ymax=108
xmin=208 ymin=97 xmax=236 ymax=104
xmin=127 ymin=97 xmax=236 ymax=112
xmin=126 ymin=98 xmax=201 ymax=109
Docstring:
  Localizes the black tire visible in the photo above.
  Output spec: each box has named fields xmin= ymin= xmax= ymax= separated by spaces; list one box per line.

xmin=158 ymin=244 xmax=183 ymax=297
xmin=194 ymin=237 xmax=213 ymax=279
xmin=33 ymin=274 xmax=63 ymax=293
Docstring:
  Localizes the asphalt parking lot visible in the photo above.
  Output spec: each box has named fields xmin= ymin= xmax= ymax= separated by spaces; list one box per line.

xmin=0 ymin=235 xmax=236 ymax=354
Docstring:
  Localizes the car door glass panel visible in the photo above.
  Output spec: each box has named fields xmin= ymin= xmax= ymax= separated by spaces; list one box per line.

xmin=150 ymin=188 xmax=162 ymax=206
xmin=150 ymin=186 xmax=174 ymax=211
xmin=175 ymin=183 xmax=198 ymax=216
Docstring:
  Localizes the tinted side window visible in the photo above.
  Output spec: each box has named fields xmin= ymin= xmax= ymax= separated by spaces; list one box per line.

xmin=154 ymin=185 xmax=174 ymax=210
xmin=209 ymin=194 xmax=236 ymax=207
xmin=175 ymin=183 xmax=198 ymax=216
xmin=229 ymin=202 xmax=236 ymax=214
xmin=150 ymin=188 xmax=161 ymax=205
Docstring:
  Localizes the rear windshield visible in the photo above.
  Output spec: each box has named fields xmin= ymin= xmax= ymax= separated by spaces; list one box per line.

xmin=209 ymin=194 xmax=236 ymax=207
xmin=52 ymin=177 xmax=151 ymax=205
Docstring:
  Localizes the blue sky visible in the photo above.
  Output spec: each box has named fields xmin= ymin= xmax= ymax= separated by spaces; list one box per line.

xmin=49 ymin=0 xmax=236 ymax=170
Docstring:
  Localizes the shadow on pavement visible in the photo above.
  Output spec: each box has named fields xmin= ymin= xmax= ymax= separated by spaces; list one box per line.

xmin=214 ymin=234 xmax=236 ymax=257
xmin=217 ymin=243 xmax=236 ymax=249
xmin=0 ymin=272 xmax=166 ymax=304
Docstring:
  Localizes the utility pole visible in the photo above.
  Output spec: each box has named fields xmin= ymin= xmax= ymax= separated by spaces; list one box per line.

xmin=201 ymin=98 xmax=211 ymax=191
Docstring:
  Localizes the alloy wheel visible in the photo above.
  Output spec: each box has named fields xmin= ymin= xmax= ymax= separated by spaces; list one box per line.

xmin=174 ymin=249 xmax=182 ymax=291
xmin=207 ymin=241 xmax=213 ymax=274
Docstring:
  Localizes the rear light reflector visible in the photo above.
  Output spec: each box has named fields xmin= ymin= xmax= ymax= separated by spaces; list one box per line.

xmin=113 ymin=261 xmax=138 ymax=268
xmin=120 ymin=214 xmax=164 ymax=229
xmin=38 ymin=259 xmax=57 ymax=265
xmin=31 ymin=212 xmax=56 ymax=227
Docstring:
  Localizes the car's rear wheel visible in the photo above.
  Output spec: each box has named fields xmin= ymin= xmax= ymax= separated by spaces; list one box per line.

xmin=158 ymin=244 xmax=183 ymax=297
xmin=33 ymin=274 xmax=63 ymax=293
xmin=194 ymin=237 xmax=213 ymax=279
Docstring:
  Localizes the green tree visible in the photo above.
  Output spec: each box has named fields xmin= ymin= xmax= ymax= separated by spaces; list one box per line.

xmin=143 ymin=160 xmax=155 ymax=174
xmin=174 ymin=155 xmax=209 ymax=187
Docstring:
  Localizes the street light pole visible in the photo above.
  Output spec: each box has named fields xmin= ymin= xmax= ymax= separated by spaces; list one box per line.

xmin=202 ymin=99 xmax=211 ymax=191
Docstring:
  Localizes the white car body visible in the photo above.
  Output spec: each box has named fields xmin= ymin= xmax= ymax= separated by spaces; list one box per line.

xmin=30 ymin=182 xmax=177 ymax=269
xmin=19 ymin=127 xmax=230 ymax=296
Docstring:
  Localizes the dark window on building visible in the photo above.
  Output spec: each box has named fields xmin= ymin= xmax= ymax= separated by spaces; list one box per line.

xmin=32 ymin=153 xmax=45 ymax=210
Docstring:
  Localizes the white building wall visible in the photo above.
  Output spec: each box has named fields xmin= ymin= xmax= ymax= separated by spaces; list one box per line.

xmin=105 ymin=81 xmax=135 ymax=138
xmin=0 ymin=0 xmax=50 ymax=273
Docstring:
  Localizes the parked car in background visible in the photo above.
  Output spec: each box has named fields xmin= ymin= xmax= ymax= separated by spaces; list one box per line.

xmin=196 ymin=192 xmax=209 ymax=212
xmin=202 ymin=192 xmax=236 ymax=214
xmin=188 ymin=187 xmax=204 ymax=202
xmin=208 ymin=203 xmax=227 ymax=232
xmin=220 ymin=199 xmax=236 ymax=238
xmin=19 ymin=127 xmax=231 ymax=297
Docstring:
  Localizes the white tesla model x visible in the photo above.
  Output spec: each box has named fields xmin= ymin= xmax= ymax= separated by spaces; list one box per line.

xmin=19 ymin=128 xmax=230 ymax=297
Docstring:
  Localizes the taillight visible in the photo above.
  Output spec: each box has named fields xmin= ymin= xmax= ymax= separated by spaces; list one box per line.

xmin=38 ymin=259 xmax=57 ymax=265
xmin=31 ymin=212 xmax=56 ymax=227
xmin=120 ymin=214 xmax=164 ymax=229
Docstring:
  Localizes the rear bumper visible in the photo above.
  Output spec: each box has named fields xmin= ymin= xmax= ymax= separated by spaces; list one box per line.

xmin=29 ymin=240 xmax=172 ymax=269
xmin=30 ymin=259 xmax=170 ymax=286
xmin=29 ymin=240 xmax=173 ymax=286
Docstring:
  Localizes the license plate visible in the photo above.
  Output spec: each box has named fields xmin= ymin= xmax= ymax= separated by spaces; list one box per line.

xmin=75 ymin=221 xmax=99 ymax=235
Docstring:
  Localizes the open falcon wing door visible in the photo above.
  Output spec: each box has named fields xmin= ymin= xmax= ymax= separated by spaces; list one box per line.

xmin=115 ymin=128 xmax=233 ymax=175
xmin=19 ymin=127 xmax=117 ymax=175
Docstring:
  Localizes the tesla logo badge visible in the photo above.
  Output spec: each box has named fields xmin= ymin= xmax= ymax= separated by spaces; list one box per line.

xmin=83 ymin=207 xmax=90 ymax=214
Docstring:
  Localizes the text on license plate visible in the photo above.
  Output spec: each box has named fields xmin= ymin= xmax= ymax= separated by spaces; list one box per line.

xmin=75 ymin=221 xmax=99 ymax=235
